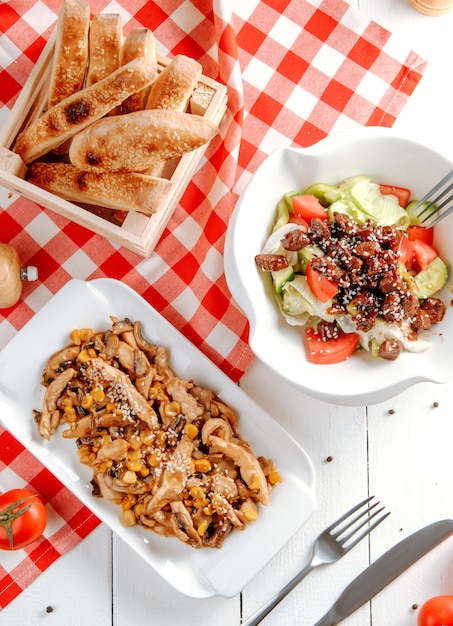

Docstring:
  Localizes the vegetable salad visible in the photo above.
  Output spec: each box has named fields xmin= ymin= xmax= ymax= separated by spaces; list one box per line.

xmin=255 ymin=175 xmax=448 ymax=364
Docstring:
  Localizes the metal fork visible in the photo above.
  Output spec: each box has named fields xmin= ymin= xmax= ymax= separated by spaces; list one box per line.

xmin=241 ymin=496 xmax=390 ymax=626
xmin=412 ymin=169 xmax=453 ymax=226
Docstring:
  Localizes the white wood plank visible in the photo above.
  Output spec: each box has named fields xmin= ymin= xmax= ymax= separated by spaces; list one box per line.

xmin=0 ymin=525 xmax=112 ymax=625
xmin=239 ymin=359 xmax=369 ymax=625
xmin=111 ymin=537 xmax=240 ymax=625
xmin=367 ymin=381 xmax=453 ymax=626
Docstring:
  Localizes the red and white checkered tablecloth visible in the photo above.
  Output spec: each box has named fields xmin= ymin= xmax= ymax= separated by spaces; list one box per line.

xmin=0 ymin=0 xmax=427 ymax=608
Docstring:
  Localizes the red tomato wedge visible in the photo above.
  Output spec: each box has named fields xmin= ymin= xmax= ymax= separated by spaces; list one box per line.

xmin=306 ymin=261 xmax=338 ymax=303
xmin=379 ymin=184 xmax=411 ymax=208
xmin=292 ymin=194 xmax=328 ymax=221
xmin=288 ymin=212 xmax=309 ymax=228
xmin=412 ymin=239 xmax=438 ymax=271
xmin=305 ymin=327 xmax=360 ymax=364
xmin=398 ymin=233 xmax=414 ymax=269
xmin=407 ymin=224 xmax=434 ymax=245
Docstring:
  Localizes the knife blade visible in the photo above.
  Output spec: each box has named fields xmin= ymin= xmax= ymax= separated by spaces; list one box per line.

xmin=314 ymin=519 xmax=453 ymax=626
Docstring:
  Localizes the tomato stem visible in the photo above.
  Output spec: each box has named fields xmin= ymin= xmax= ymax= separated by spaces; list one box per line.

xmin=0 ymin=495 xmax=36 ymax=549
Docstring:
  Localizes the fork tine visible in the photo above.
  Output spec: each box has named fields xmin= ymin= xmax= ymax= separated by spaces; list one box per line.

xmin=324 ymin=495 xmax=374 ymax=533
xmin=341 ymin=509 xmax=391 ymax=552
xmin=330 ymin=499 xmax=381 ymax=541
xmin=414 ymin=169 xmax=453 ymax=225
xmin=335 ymin=505 xmax=388 ymax=546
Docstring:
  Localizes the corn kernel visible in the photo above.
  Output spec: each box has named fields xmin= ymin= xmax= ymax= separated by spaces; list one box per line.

xmin=62 ymin=397 xmax=73 ymax=407
xmin=122 ymin=509 xmax=136 ymax=527
xmin=64 ymin=405 xmax=77 ymax=422
xmin=194 ymin=459 xmax=212 ymax=474
xmin=91 ymin=386 xmax=105 ymax=402
xmin=77 ymin=349 xmax=94 ymax=363
xmin=121 ymin=494 xmax=137 ymax=510
xmin=193 ymin=497 xmax=209 ymax=509
xmin=147 ymin=452 xmax=161 ymax=467
xmin=128 ymin=436 xmax=142 ymax=451
xmin=81 ymin=394 xmax=94 ymax=410
xmin=268 ymin=470 xmax=282 ymax=485
xmin=155 ymin=430 xmax=166 ymax=448
xmin=243 ymin=508 xmax=258 ymax=522
xmin=202 ymin=504 xmax=214 ymax=516
xmin=106 ymin=402 xmax=116 ymax=411
xmin=126 ymin=460 xmax=145 ymax=473
xmin=197 ymin=521 xmax=208 ymax=537
xmin=80 ymin=328 xmax=94 ymax=342
xmin=128 ymin=449 xmax=142 ymax=462
xmin=140 ymin=430 xmax=154 ymax=446
xmin=134 ymin=503 xmax=146 ymax=516
xmin=98 ymin=460 xmax=113 ymax=473
xmin=138 ymin=466 xmax=150 ymax=478
xmin=249 ymin=473 xmax=261 ymax=491
xmin=70 ymin=328 xmax=82 ymax=345
xmin=121 ymin=470 xmax=137 ymax=485
xmin=163 ymin=401 xmax=181 ymax=418
xmin=184 ymin=423 xmax=199 ymax=440
xmin=189 ymin=486 xmax=205 ymax=500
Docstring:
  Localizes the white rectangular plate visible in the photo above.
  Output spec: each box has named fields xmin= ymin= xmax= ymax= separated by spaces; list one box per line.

xmin=0 ymin=278 xmax=316 ymax=598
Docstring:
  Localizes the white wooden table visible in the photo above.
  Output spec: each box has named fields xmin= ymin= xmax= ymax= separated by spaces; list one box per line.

xmin=2 ymin=1 xmax=453 ymax=624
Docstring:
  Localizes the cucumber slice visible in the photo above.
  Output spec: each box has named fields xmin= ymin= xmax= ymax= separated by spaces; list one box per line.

xmin=272 ymin=192 xmax=297 ymax=232
xmin=413 ymin=256 xmax=448 ymax=298
xmin=272 ymin=265 xmax=295 ymax=293
xmin=302 ymin=182 xmax=340 ymax=206
xmin=298 ymin=244 xmax=323 ymax=272
xmin=406 ymin=200 xmax=437 ymax=226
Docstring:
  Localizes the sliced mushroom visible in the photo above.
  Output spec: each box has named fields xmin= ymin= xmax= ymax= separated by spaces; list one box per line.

xmin=143 ymin=436 xmax=195 ymax=515
xmin=166 ymin=377 xmax=203 ymax=421
xmin=209 ymin=435 xmax=269 ymax=505
xmin=96 ymin=438 xmax=129 ymax=462
xmin=39 ymin=367 xmax=77 ymax=439
xmin=170 ymin=501 xmax=203 ymax=548
xmin=201 ymin=417 xmax=233 ymax=445
xmin=89 ymin=357 xmax=158 ymax=429
xmin=42 ymin=345 xmax=80 ymax=383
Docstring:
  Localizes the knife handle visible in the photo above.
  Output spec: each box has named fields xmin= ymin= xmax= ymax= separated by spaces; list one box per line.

xmin=313 ymin=519 xmax=453 ymax=626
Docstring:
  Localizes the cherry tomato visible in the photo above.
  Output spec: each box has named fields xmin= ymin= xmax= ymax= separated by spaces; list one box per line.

xmin=418 ymin=595 xmax=453 ymax=626
xmin=305 ymin=327 xmax=359 ymax=364
xmin=379 ymin=183 xmax=411 ymax=208
xmin=306 ymin=260 xmax=338 ymax=303
xmin=292 ymin=194 xmax=328 ymax=221
xmin=0 ymin=489 xmax=47 ymax=550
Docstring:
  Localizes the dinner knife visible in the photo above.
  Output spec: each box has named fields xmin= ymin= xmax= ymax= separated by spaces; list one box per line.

xmin=314 ymin=519 xmax=453 ymax=626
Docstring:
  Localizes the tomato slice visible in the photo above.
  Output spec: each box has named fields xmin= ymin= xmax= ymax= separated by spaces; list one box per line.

xmin=306 ymin=260 xmax=338 ymax=303
xmin=412 ymin=239 xmax=438 ymax=271
xmin=407 ymin=224 xmax=434 ymax=245
xmin=379 ymin=184 xmax=411 ymax=208
xmin=292 ymin=194 xmax=328 ymax=221
xmin=305 ymin=327 xmax=360 ymax=364
xmin=398 ymin=233 xmax=414 ymax=269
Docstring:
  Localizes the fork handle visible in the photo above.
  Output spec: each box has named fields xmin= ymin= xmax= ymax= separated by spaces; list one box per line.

xmin=241 ymin=561 xmax=316 ymax=626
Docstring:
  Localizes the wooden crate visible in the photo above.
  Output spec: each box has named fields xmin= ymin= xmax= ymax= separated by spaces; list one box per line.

xmin=0 ymin=30 xmax=228 ymax=257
